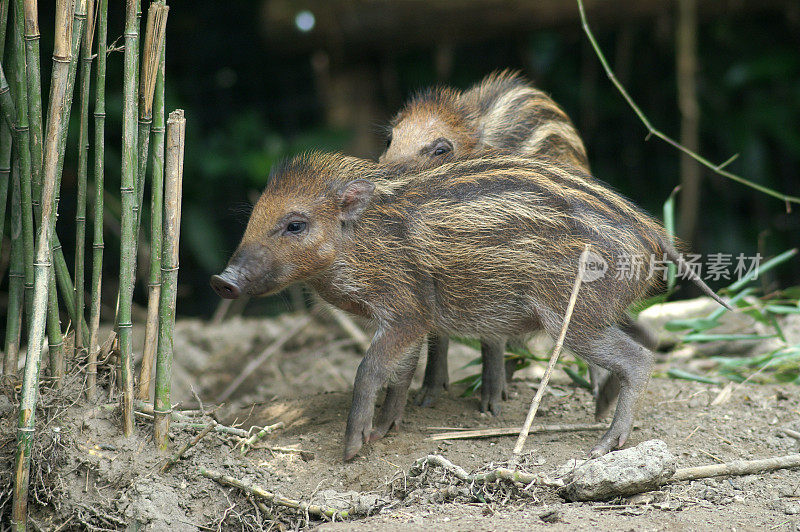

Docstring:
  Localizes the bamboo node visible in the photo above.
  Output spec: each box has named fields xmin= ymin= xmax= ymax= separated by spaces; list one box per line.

xmin=161 ymin=266 xmax=179 ymax=272
xmin=151 ymin=126 xmax=165 ymax=133
xmin=117 ymin=322 xmax=134 ymax=329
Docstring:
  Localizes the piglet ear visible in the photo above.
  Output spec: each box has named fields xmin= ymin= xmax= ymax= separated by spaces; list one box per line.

xmin=338 ymin=179 xmax=375 ymax=222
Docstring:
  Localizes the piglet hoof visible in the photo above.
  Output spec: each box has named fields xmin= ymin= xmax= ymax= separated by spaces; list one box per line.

xmin=415 ymin=385 xmax=445 ymax=408
xmin=589 ymin=430 xmax=628 ymax=458
xmin=343 ymin=414 xmax=373 ymax=461
xmin=480 ymin=395 xmax=503 ymax=416
xmin=369 ymin=418 xmax=400 ymax=443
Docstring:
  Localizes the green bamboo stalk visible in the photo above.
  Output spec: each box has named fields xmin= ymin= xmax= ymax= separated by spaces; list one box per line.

xmin=0 ymin=125 xmax=10 ymax=275
xmin=0 ymin=0 xmax=10 ymax=267
xmin=136 ymin=1 xmax=169 ymax=401
xmin=12 ymin=1 xmax=74 ymax=528
xmin=153 ymin=109 xmax=185 ymax=450
xmin=17 ymin=0 xmax=43 ymax=207
xmin=46 ymin=269 xmax=64 ymax=382
xmin=118 ymin=0 xmax=141 ymax=437
xmin=4 ymin=161 xmax=24 ymax=381
xmin=74 ymin=0 xmax=95 ymax=358
xmin=87 ymin=0 xmax=107 ymax=400
xmin=0 ymin=0 xmax=9 ymax=59
xmin=9 ymin=1 xmax=35 ymax=327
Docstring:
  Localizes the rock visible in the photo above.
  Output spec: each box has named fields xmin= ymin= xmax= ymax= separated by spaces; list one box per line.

xmin=558 ymin=440 xmax=677 ymax=501
xmin=539 ymin=507 xmax=560 ymax=523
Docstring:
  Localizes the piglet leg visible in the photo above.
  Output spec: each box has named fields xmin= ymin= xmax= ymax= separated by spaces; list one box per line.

xmin=344 ymin=326 xmax=425 ymax=461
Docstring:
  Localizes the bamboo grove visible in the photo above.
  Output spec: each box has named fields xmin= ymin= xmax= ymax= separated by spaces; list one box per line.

xmin=0 ymin=1 xmax=185 ymax=529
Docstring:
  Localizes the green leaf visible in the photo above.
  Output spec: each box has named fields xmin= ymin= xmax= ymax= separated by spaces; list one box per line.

xmin=667 ymin=369 xmax=722 ymax=385
xmin=664 ymin=317 xmax=719 ymax=332
xmin=766 ymin=305 xmax=800 ymax=315
xmin=564 ymin=368 xmax=592 ymax=390
xmin=682 ymin=333 xmax=776 ymax=343
xmin=724 ymin=249 xmax=798 ymax=293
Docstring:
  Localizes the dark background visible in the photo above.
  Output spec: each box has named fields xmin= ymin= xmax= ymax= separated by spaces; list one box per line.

xmin=39 ymin=0 xmax=800 ymax=319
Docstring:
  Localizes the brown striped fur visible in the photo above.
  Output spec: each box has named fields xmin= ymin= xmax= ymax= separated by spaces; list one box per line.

xmin=212 ymin=152 xmax=726 ymax=460
xmin=381 ymin=70 xmax=589 ymax=170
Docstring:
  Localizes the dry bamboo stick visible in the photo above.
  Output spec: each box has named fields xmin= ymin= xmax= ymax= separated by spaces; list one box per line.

xmin=153 ymin=109 xmax=185 ymax=450
xmin=672 ymin=454 xmax=800 ymax=482
xmin=11 ymin=1 xmax=75 ymax=528
xmin=513 ymin=245 xmax=590 ymax=456
xmin=427 ymin=423 xmax=607 ymax=441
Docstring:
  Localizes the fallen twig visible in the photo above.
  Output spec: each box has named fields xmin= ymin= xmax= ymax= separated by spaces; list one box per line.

xmin=513 ymin=245 xmax=590 ymax=456
xmin=134 ymin=400 xmax=249 ymax=438
xmin=240 ymin=422 xmax=285 ymax=456
xmin=409 ymin=455 xmax=563 ymax=488
xmin=199 ymin=467 xmax=351 ymax=519
xmin=672 ymin=453 xmax=800 ymax=482
xmin=263 ymin=446 xmax=315 ymax=461
xmin=161 ymin=420 xmax=217 ymax=473
xmin=428 ymin=422 xmax=606 ymax=441
xmin=216 ymin=314 xmax=313 ymax=403
xmin=780 ymin=428 xmax=800 ymax=441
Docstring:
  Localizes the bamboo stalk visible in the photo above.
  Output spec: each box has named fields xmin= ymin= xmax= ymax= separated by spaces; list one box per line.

xmin=0 ymin=0 xmax=10 ymax=267
xmin=11 ymin=1 xmax=75 ymax=528
xmin=10 ymin=1 xmax=35 ymax=327
xmin=46 ymin=270 xmax=64 ymax=382
xmin=4 ymin=161 xmax=24 ymax=381
xmin=73 ymin=0 xmax=95 ymax=359
xmin=153 ymin=109 xmax=185 ymax=450
xmin=0 ymin=124 xmax=10 ymax=283
xmin=137 ymin=3 xmax=168 ymax=401
xmin=117 ymin=0 xmax=141 ymax=437
xmin=43 ymin=0 xmax=88 ymax=386
xmin=134 ymin=3 xmax=167 ymax=233
xmin=87 ymin=0 xmax=107 ymax=401
xmin=18 ymin=0 xmax=42 ymax=207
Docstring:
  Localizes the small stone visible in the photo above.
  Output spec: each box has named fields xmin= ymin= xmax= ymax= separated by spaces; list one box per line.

xmin=559 ymin=440 xmax=677 ymax=501
xmin=539 ymin=508 xmax=560 ymax=523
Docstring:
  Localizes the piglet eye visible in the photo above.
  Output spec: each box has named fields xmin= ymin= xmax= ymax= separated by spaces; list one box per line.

xmin=432 ymin=140 xmax=452 ymax=157
xmin=286 ymin=221 xmax=306 ymax=234
xmin=386 ymin=133 xmax=392 ymax=149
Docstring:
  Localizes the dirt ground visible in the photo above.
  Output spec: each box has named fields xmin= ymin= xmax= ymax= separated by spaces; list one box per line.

xmin=2 ymin=302 xmax=800 ymax=530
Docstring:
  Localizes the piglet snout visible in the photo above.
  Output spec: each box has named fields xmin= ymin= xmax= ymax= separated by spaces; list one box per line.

xmin=210 ymin=273 xmax=241 ymax=299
